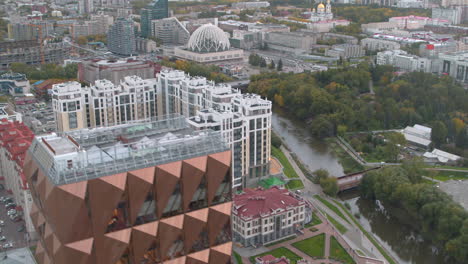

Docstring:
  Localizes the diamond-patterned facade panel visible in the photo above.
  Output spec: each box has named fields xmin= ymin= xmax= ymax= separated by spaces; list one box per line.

xmin=131 ymin=221 xmax=159 ymax=264
xmin=206 ymin=151 xmax=231 ymax=205
xmin=97 ymin=228 xmax=131 ymax=264
xmin=184 ymin=208 xmax=208 ymax=253
xmin=207 ymin=202 xmax=232 ymax=246
xmin=159 ymin=214 xmax=184 ymax=260
xmin=186 ymin=248 xmax=210 ymax=264
xmin=209 ymin=242 xmax=232 ymax=264
xmin=28 ymin=152 xmax=233 ymax=264
xmin=182 ymin=156 xmax=207 ymax=212
xmin=43 ymin=183 xmax=91 ymax=244
xmin=88 ymin=174 xmax=127 ymax=236
xmin=155 ymin=161 xmax=182 ymax=218
xmin=127 ymin=168 xmax=154 ymax=224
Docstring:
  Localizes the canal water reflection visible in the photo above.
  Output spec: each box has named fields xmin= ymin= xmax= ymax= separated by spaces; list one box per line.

xmin=341 ymin=191 xmax=446 ymax=264
xmin=272 ymin=111 xmax=344 ymax=177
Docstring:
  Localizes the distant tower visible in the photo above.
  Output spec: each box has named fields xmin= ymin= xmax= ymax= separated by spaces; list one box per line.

xmin=326 ymin=0 xmax=332 ymax=14
xmin=79 ymin=0 xmax=93 ymax=15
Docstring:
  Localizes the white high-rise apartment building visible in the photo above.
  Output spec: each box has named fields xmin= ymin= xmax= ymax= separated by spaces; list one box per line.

xmin=53 ymin=69 xmax=272 ymax=188
xmin=52 ymin=76 xmax=157 ymax=132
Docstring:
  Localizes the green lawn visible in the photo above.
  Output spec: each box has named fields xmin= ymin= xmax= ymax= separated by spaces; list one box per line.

xmin=429 ymin=170 xmax=468 ymax=182
xmin=233 ymin=251 xmax=243 ymax=264
xmin=264 ymin=235 xmax=296 ymax=247
xmin=424 ymin=165 xmax=468 ymax=171
xmin=421 ymin=178 xmax=436 ymax=185
xmin=305 ymin=212 xmax=323 ymax=227
xmin=271 ymin=146 xmax=300 ymax=178
xmin=326 ymin=138 xmax=364 ymax=174
xmin=286 ymin=179 xmax=304 ymax=190
xmin=356 ymin=249 xmax=365 ymax=256
xmin=250 ymin=247 xmax=303 ymax=264
xmin=326 ymin=214 xmax=348 ymax=234
xmin=292 ymin=233 xmax=325 ymax=258
xmin=314 ymin=195 xmax=350 ymax=224
xmin=329 ymin=236 xmax=356 ymax=264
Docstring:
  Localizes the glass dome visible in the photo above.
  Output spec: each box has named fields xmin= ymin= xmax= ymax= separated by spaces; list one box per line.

xmin=187 ymin=24 xmax=230 ymax=53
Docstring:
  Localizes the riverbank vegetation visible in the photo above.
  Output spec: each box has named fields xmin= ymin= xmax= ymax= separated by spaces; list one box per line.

xmin=271 ymin=146 xmax=299 ymax=179
xmin=326 ymin=138 xmax=364 ymax=173
xmin=345 ymin=132 xmax=406 ymax=163
xmin=361 ymin=164 xmax=468 ymax=263
xmin=248 ymin=65 xmax=468 ymax=161
xmin=313 ymin=170 xmax=339 ymax=197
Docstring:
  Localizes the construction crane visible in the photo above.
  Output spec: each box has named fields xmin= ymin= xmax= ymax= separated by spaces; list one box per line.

xmin=27 ymin=23 xmax=76 ymax=64
xmin=27 ymin=24 xmax=45 ymax=64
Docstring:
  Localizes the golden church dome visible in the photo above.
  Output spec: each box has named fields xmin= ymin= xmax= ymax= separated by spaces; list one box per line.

xmin=317 ymin=2 xmax=325 ymax=9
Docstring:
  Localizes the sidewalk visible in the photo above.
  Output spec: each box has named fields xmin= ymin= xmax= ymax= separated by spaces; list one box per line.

xmin=280 ymin=145 xmax=322 ymax=195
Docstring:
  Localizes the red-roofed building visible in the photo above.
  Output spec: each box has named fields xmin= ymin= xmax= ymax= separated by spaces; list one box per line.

xmin=255 ymin=255 xmax=290 ymax=264
xmin=232 ymin=186 xmax=306 ymax=246
xmin=0 ymin=118 xmax=36 ymax=240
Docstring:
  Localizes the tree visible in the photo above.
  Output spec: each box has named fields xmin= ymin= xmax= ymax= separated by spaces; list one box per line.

xmin=260 ymin=58 xmax=267 ymax=68
xmin=456 ymin=126 xmax=468 ymax=149
xmin=269 ymin=60 xmax=276 ymax=70
xmin=309 ymin=115 xmax=334 ymax=139
xmin=277 ymin=59 xmax=283 ymax=71
xmin=431 ymin=121 xmax=448 ymax=148
xmin=313 ymin=169 xmax=329 ymax=183
xmin=320 ymin=177 xmax=338 ymax=197
xmin=76 ymin=36 xmax=88 ymax=45
xmin=271 ymin=132 xmax=282 ymax=148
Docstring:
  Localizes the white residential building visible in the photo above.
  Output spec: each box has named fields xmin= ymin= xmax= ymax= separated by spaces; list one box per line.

xmin=232 ymin=1 xmax=270 ymax=9
xmin=52 ymin=76 xmax=157 ymax=132
xmin=158 ymin=70 xmax=272 ymax=188
xmin=361 ymin=38 xmax=401 ymax=51
xmin=232 ymin=187 xmax=306 ymax=247
xmin=53 ymin=69 xmax=272 ymax=188
xmin=0 ymin=120 xmax=36 ymax=240
xmin=376 ymin=50 xmax=432 ymax=73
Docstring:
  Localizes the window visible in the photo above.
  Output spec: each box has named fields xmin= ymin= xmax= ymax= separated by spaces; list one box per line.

xmin=69 ymin=112 xmax=78 ymax=129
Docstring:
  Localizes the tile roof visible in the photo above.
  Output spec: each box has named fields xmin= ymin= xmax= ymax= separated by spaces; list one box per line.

xmin=0 ymin=119 xmax=34 ymax=190
xmin=233 ymin=186 xmax=303 ymax=220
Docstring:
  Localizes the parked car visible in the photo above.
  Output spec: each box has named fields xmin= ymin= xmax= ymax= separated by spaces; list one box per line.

xmin=12 ymin=217 xmax=21 ymax=222
xmin=9 ymin=214 xmax=17 ymax=220
xmin=6 ymin=204 xmax=16 ymax=210
xmin=5 ymin=202 xmax=15 ymax=208
xmin=0 ymin=184 xmax=4 ymax=190
xmin=7 ymin=210 xmax=16 ymax=216
xmin=3 ymin=242 xmax=13 ymax=249
xmin=0 ymin=236 xmax=5 ymax=242
xmin=0 ymin=220 xmax=4 ymax=226
xmin=17 ymin=226 xmax=25 ymax=232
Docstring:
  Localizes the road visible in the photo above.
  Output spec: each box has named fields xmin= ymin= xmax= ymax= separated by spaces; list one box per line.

xmin=0 ymin=188 xmax=29 ymax=252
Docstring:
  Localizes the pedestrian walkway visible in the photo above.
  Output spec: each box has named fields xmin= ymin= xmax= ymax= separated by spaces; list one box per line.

xmin=280 ymin=145 xmax=322 ymax=194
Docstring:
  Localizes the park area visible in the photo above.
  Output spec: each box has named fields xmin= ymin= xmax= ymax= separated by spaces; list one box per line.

xmin=344 ymin=132 xmax=407 ymax=163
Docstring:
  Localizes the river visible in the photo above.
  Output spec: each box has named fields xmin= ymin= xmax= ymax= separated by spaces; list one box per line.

xmin=272 ymin=110 xmax=445 ymax=264
xmin=341 ymin=192 xmax=446 ymax=264
xmin=272 ymin=111 xmax=344 ymax=177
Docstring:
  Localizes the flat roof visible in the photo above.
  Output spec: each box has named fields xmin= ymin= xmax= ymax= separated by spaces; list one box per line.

xmin=28 ymin=114 xmax=229 ymax=185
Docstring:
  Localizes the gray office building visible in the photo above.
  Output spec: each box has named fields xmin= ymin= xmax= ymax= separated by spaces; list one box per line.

xmin=107 ymin=18 xmax=136 ymax=56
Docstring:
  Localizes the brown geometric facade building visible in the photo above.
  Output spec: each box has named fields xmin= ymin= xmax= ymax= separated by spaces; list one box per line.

xmin=24 ymin=116 xmax=233 ymax=264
